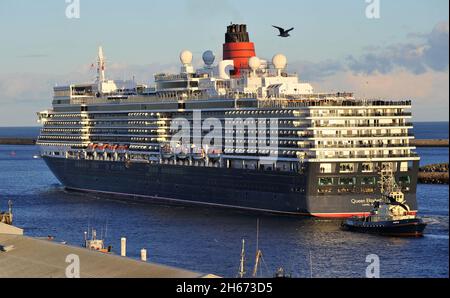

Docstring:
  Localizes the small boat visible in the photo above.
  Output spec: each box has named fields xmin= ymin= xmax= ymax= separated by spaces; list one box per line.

xmin=207 ymin=148 xmax=222 ymax=160
xmin=191 ymin=146 xmax=205 ymax=160
xmin=0 ymin=200 xmax=13 ymax=225
xmin=342 ymin=168 xmax=427 ymax=237
xmin=174 ymin=144 xmax=189 ymax=160
xmin=160 ymin=143 xmax=174 ymax=159
xmin=83 ymin=228 xmax=112 ymax=253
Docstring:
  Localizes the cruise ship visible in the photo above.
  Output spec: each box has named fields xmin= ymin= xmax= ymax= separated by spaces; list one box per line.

xmin=37 ymin=24 xmax=420 ymax=218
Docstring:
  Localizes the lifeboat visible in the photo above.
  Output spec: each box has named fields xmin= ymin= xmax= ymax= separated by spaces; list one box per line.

xmin=161 ymin=144 xmax=174 ymax=159
xmin=117 ymin=145 xmax=128 ymax=153
xmin=175 ymin=145 xmax=189 ymax=160
xmin=96 ymin=144 xmax=108 ymax=151
xmin=149 ymin=156 xmax=160 ymax=162
xmin=104 ymin=144 xmax=119 ymax=152
xmin=87 ymin=143 xmax=97 ymax=151
xmin=191 ymin=145 xmax=205 ymax=160
xmin=208 ymin=148 xmax=222 ymax=160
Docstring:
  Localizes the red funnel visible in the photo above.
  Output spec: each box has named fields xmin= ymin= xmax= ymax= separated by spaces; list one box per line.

xmin=223 ymin=24 xmax=256 ymax=77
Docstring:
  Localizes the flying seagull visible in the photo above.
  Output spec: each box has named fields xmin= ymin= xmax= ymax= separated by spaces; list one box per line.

xmin=272 ymin=25 xmax=294 ymax=37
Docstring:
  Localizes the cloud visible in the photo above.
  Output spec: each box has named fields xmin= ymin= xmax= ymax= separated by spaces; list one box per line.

xmin=346 ymin=21 xmax=449 ymax=75
xmin=423 ymin=21 xmax=449 ymax=72
xmin=285 ymin=22 xmax=449 ymax=121
xmin=289 ymin=60 xmax=345 ymax=82
xmin=285 ymin=21 xmax=449 ymax=84
xmin=0 ymin=62 xmax=178 ymax=105
xmin=312 ymin=70 xmax=449 ymax=121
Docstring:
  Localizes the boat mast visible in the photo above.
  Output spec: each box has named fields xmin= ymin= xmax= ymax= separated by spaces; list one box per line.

xmin=238 ymin=239 xmax=246 ymax=278
xmin=252 ymin=218 xmax=263 ymax=277
xmin=252 ymin=250 xmax=263 ymax=277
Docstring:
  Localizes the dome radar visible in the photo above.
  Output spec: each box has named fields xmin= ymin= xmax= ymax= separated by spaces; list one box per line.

xmin=180 ymin=50 xmax=193 ymax=65
xmin=202 ymin=50 xmax=215 ymax=67
xmin=272 ymin=54 xmax=287 ymax=76
xmin=248 ymin=56 xmax=261 ymax=76
xmin=248 ymin=56 xmax=261 ymax=71
xmin=272 ymin=54 xmax=287 ymax=69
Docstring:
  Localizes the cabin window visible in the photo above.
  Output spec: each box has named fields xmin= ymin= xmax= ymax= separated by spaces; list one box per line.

xmin=338 ymin=177 xmax=356 ymax=185
xmin=381 ymin=162 xmax=396 ymax=171
xmin=408 ymin=161 xmax=414 ymax=171
xmin=339 ymin=163 xmax=355 ymax=173
xmin=399 ymin=175 xmax=411 ymax=184
xmin=400 ymin=162 xmax=409 ymax=172
xmin=361 ymin=177 xmax=376 ymax=185
xmin=318 ymin=177 xmax=334 ymax=186
xmin=320 ymin=163 xmax=332 ymax=173
xmin=361 ymin=162 xmax=374 ymax=173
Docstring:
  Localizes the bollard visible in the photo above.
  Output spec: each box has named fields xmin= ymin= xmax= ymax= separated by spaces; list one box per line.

xmin=140 ymin=248 xmax=147 ymax=262
xmin=120 ymin=237 xmax=126 ymax=257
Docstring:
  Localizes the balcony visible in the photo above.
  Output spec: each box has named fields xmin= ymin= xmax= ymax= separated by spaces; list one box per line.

xmin=308 ymin=112 xmax=412 ymax=118
xmin=311 ymin=122 xmax=413 ymax=128
xmin=316 ymin=153 xmax=419 ymax=159
xmin=313 ymin=133 xmax=415 ymax=138
xmin=315 ymin=143 xmax=414 ymax=149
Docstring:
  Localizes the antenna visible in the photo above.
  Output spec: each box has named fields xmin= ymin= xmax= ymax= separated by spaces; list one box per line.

xmin=87 ymin=220 xmax=90 ymax=240
xmin=97 ymin=46 xmax=106 ymax=83
xmin=104 ymin=219 xmax=108 ymax=241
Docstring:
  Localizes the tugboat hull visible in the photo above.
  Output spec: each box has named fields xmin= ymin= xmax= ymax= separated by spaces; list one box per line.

xmin=342 ymin=218 xmax=427 ymax=237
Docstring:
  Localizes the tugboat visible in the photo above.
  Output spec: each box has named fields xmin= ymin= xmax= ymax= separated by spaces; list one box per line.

xmin=342 ymin=165 xmax=427 ymax=237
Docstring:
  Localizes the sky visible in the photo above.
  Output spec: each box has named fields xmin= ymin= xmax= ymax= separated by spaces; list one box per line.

xmin=0 ymin=0 xmax=448 ymax=126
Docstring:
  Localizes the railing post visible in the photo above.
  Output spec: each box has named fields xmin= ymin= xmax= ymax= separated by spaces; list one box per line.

xmin=120 ymin=237 xmax=126 ymax=257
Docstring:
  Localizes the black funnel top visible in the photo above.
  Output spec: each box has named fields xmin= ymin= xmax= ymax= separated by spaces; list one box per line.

xmin=225 ymin=24 xmax=250 ymax=43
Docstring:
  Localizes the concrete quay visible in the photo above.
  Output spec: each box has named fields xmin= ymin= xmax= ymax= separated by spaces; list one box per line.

xmin=0 ymin=227 xmax=216 ymax=278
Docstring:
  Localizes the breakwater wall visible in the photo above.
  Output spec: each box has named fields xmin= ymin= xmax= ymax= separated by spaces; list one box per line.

xmin=411 ymin=139 xmax=449 ymax=147
xmin=418 ymin=163 xmax=449 ymax=184
xmin=0 ymin=138 xmax=36 ymax=145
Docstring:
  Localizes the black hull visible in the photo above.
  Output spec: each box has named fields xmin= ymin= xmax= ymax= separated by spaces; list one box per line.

xmin=342 ymin=218 xmax=427 ymax=237
xmin=43 ymin=157 xmax=419 ymax=218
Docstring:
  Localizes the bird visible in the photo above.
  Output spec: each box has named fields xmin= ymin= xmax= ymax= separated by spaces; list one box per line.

xmin=272 ymin=25 xmax=294 ymax=37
